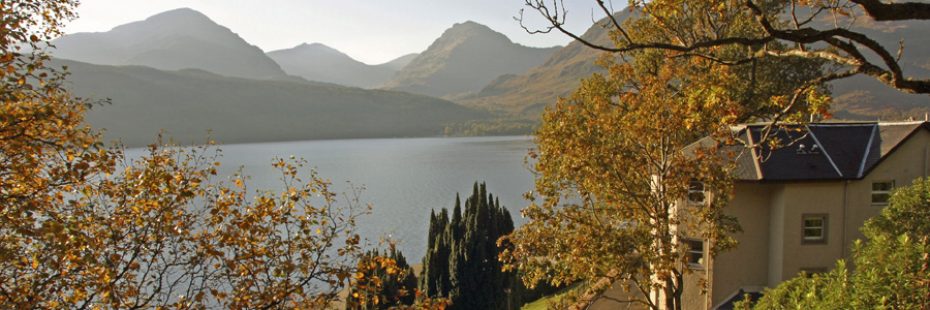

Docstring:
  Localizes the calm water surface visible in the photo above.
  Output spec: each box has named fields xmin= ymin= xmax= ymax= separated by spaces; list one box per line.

xmin=129 ymin=136 xmax=535 ymax=260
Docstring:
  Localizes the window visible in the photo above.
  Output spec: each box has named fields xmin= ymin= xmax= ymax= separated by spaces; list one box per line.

xmin=802 ymin=214 xmax=827 ymax=244
xmin=871 ymin=181 xmax=895 ymax=205
xmin=684 ymin=239 xmax=704 ymax=267
xmin=688 ymin=180 xmax=705 ymax=205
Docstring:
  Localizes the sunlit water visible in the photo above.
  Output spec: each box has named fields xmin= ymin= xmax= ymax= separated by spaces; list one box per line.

xmin=127 ymin=136 xmax=535 ymax=260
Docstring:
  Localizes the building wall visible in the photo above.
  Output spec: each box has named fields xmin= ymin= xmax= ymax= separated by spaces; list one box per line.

xmin=681 ymin=264 xmax=708 ymax=310
xmin=704 ymin=128 xmax=930 ymax=309
xmin=766 ymin=185 xmax=785 ymax=287
xmin=845 ymin=130 xmax=930 ymax=256
xmin=773 ymin=182 xmax=846 ymax=281
xmin=709 ymin=183 xmax=775 ymax=307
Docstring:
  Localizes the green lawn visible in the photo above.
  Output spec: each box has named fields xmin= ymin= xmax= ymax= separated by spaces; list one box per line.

xmin=521 ymin=295 xmax=556 ymax=310
xmin=521 ymin=285 xmax=578 ymax=310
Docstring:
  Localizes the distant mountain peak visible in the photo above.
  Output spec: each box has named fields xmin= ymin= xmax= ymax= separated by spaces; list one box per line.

xmin=454 ymin=20 xmax=485 ymax=28
xmin=444 ymin=20 xmax=501 ymax=37
xmin=267 ymin=42 xmax=399 ymax=88
xmin=381 ymin=21 xmax=558 ymax=98
xmin=140 ymin=7 xmax=216 ymax=26
xmin=51 ymin=7 xmax=287 ymax=79
xmin=272 ymin=42 xmax=350 ymax=59
xmin=295 ymin=42 xmax=340 ymax=52
xmin=151 ymin=7 xmax=208 ymax=17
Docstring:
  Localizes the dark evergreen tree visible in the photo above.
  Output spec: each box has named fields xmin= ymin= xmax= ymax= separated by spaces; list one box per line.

xmin=346 ymin=248 xmax=417 ymax=310
xmin=419 ymin=182 xmax=519 ymax=309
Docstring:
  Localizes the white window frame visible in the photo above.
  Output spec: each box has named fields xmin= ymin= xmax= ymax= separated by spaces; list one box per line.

xmin=802 ymin=214 xmax=827 ymax=244
xmin=871 ymin=180 xmax=895 ymax=206
xmin=683 ymin=238 xmax=704 ymax=268
xmin=688 ymin=180 xmax=705 ymax=205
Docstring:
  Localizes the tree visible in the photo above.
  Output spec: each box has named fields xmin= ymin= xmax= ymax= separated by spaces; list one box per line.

xmin=745 ymin=178 xmax=930 ymax=309
xmin=499 ymin=13 xmax=834 ymax=305
xmin=501 ymin=59 xmax=735 ymax=310
xmin=1 ymin=1 xmax=373 ymax=308
xmin=420 ymin=183 xmax=519 ymax=309
xmin=521 ymin=0 xmax=930 ymax=97
xmin=346 ymin=248 xmax=418 ymax=310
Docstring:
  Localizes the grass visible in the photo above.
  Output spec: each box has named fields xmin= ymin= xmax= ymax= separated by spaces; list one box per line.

xmin=521 ymin=285 xmax=579 ymax=310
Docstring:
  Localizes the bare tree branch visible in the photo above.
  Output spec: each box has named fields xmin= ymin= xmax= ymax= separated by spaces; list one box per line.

xmin=521 ymin=0 xmax=930 ymax=95
xmin=850 ymin=0 xmax=930 ymax=21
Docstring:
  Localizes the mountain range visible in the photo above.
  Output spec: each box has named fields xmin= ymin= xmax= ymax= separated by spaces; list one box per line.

xmin=52 ymin=8 xmax=288 ymax=80
xmin=60 ymin=59 xmax=485 ymax=147
xmin=458 ymin=13 xmax=617 ymax=116
xmin=268 ymin=43 xmax=416 ymax=88
xmin=459 ymin=11 xmax=929 ymax=120
xmin=381 ymin=21 xmax=560 ymax=99
xmin=47 ymin=7 xmax=928 ymax=147
xmin=828 ymin=18 xmax=930 ymax=119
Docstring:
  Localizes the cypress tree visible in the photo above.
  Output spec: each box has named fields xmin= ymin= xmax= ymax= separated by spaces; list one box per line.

xmin=419 ymin=182 xmax=518 ymax=309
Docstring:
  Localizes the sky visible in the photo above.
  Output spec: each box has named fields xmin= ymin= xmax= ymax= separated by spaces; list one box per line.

xmin=63 ymin=0 xmax=616 ymax=65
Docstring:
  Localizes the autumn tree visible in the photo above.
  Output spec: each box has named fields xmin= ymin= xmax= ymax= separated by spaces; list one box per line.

xmin=521 ymin=0 xmax=930 ymax=98
xmin=1 ymin=1 xmax=380 ymax=308
xmin=501 ymin=6 xmax=832 ymax=307
xmin=346 ymin=247 xmax=418 ymax=309
xmin=501 ymin=59 xmax=735 ymax=310
xmin=745 ymin=178 xmax=930 ymax=309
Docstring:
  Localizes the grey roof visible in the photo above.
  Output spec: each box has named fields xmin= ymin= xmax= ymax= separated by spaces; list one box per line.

xmin=687 ymin=121 xmax=928 ymax=182
xmin=715 ymin=289 xmax=762 ymax=310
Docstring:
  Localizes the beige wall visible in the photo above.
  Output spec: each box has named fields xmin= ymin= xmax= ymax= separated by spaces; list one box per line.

xmin=704 ymin=129 xmax=930 ymax=309
xmin=846 ymin=130 xmax=930 ymax=254
xmin=772 ymin=182 xmax=846 ymax=281
xmin=709 ymin=183 xmax=775 ymax=306
xmin=681 ymin=265 xmax=708 ymax=310
xmin=766 ymin=185 xmax=784 ymax=287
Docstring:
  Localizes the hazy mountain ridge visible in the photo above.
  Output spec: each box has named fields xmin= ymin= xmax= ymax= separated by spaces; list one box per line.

xmin=58 ymin=59 xmax=488 ymax=147
xmin=382 ymin=21 xmax=560 ymax=99
xmin=830 ymin=18 xmax=930 ymax=119
xmin=461 ymin=11 xmax=928 ymax=119
xmin=380 ymin=53 xmax=419 ymax=71
xmin=48 ymin=5 xmax=929 ymax=150
xmin=51 ymin=8 xmax=287 ymax=80
xmin=458 ymin=14 xmax=618 ymax=115
xmin=267 ymin=43 xmax=417 ymax=88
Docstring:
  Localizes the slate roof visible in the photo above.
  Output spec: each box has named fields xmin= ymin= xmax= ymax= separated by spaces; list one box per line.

xmin=687 ymin=121 xmax=929 ymax=182
xmin=715 ymin=289 xmax=763 ymax=310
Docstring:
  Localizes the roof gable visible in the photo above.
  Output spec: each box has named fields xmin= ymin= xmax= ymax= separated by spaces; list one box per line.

xmin=807 ymin=124 xmax=874 ymax=178
xmin=748 ymin=125 xmax=842 ymax=180
xmin=718 ymin=121 xmax=928 ymax=182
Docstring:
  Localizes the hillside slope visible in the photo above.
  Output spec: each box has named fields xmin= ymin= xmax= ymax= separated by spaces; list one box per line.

xmin=382 ymin=21 xmax=559 ymax=99
xmin=829 ymin=18 xmax=930 ymax=119
xmin=462 ymin=11 xmax=928 ymax=119
xmin=267 ymin=43 xmax=414 ymax=88
xmin=457 ymin=14 xmax=620 ymax=116
xmin=51 ymin=8 xmax=287 ymax=79
xmin=57 ymin=59 xmax=488 ymax=147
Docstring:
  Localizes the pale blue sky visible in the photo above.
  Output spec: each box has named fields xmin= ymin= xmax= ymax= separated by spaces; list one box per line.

xmin=63 ymin=0 xmax=618 ymax=64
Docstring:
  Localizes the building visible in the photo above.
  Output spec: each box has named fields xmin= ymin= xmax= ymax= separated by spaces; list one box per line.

xmin=678 ymin=121 xmax=930 ymax=310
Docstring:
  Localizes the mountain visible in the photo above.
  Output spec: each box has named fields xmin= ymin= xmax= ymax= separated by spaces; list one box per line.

xmin=50 ymin=8 xmax=287 ymax=79
xmin=56 ymin=59 xmax=488 ymax=147
xmin=381 ymin=21 xmax=560 ymax=99
xmin=458 ymin=14 xmax=618 ymax=115
xmin=267 ymin=43 xmax=414 ymax=88
xmin=829 ymin=18 xmax=930 ymax=120
xmin=380 ymin=53 xmax=419 ymax=71
xmin=461 ymin=11 xmax=928 ymax=119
